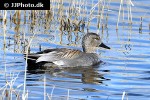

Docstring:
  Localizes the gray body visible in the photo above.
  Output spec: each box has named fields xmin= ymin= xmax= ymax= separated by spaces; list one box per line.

xmin=27 ymin=32 xmax=110 ymax=67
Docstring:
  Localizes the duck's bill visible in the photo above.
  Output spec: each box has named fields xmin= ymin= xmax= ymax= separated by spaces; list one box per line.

xmin=99 ymin=43 xmax=110 ymax=49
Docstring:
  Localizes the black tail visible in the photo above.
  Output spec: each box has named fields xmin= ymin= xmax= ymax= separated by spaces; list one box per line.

xmin=24 ymin=53 xmax=53 ymax=70
xmin=24 ymin=53 xmax=39 ymax=70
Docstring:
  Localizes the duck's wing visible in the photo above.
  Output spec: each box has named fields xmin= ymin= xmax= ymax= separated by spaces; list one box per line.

xmin=27 ymin=48 xmax=83 ymax=63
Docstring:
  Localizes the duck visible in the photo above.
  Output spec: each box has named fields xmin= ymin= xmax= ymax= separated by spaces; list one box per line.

xmin=25 ymin=32 xmax=110 ymax=68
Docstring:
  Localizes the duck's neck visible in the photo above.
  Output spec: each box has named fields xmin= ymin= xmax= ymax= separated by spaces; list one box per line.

xmin=83 ymin=46 xmax=96 ymax=53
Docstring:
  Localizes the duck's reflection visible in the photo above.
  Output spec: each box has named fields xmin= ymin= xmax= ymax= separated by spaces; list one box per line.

xmin=27 ymin=63 xmax=110 ymax=84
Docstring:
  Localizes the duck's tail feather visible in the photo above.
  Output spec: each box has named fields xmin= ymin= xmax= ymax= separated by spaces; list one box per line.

xmin=24 ymin=53 xmax=40 ymax=60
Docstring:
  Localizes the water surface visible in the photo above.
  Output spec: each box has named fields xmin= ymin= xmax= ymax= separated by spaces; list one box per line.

xmin=0 ymin=0 xmax=150 ymax=100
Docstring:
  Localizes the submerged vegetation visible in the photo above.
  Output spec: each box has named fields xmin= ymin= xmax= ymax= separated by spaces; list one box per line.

xmin=0 ymin=0 xmax=149 ymax=99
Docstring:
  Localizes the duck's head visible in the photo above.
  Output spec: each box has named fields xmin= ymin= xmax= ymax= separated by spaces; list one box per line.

xmin=82 ymin=32 xmax=110 ymax=53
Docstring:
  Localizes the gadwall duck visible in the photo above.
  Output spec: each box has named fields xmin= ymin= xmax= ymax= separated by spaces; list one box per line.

xmin=26 ymin=32 xmax=110 ymax=67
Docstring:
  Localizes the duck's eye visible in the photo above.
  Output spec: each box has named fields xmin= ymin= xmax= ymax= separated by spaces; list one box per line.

xmin=94 ymin=37 xmax=100 ymax=40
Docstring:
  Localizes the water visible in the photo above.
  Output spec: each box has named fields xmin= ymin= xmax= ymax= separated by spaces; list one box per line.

xmin=0 ymin=0 xmax=150 ymax=100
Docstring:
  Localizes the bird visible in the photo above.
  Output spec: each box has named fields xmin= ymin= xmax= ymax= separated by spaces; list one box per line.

xmin=25 ymin=32 xmax=110 ymax=68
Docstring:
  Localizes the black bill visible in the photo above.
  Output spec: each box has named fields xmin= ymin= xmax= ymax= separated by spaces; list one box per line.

xmin=99 ymin=43 xmax=110 ymax=49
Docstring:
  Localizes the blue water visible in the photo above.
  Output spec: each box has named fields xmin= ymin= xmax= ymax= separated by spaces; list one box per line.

xmin=0 ymin=0 xmax=150 ymax=100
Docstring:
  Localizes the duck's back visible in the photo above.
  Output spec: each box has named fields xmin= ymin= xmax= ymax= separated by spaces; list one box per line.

xmin=26 ymin=48 xmax=100 ymax=67
xmin=61 ymin=53 xmax=99 ymax=67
